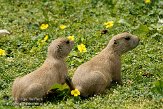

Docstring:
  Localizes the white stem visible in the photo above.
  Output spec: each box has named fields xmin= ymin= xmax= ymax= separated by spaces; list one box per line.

xmin=0 ymin=29 xmax=10 ymax=36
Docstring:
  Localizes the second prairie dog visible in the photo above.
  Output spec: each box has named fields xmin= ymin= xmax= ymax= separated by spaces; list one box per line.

xmin=71 ymin=32 xmax=139 ymax=97
xmin=12 ymin=38 xmax=74 ymax=103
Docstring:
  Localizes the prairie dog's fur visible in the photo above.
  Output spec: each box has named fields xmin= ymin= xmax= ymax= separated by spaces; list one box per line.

xmin=70 ymin=32 xmax=139 ymax=97
xmin=12 ymin=38 xmax=74 ymax=103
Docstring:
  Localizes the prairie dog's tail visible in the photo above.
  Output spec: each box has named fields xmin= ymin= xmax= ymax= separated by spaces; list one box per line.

xmin=0 ymin=29 xmax=10 ymax=36
xmin=65 ymin=75 xmax=75 ymax=90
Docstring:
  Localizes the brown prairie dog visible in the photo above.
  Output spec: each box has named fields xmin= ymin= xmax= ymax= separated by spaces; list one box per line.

xmin=70 ymin=32 xmax=139 ymax=97
xmin=12 ymin=38 xmax=74 ymax=103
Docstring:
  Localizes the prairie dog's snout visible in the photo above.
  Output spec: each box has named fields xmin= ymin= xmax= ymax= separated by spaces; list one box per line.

xmin=68 ymin=40 xmax=74 ymax=49
xmin=130 ymin=34 xmax=140 ymax=48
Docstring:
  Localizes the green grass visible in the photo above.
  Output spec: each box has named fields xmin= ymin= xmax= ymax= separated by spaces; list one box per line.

xmin=0 ymin=0 xmax=163 ymax=108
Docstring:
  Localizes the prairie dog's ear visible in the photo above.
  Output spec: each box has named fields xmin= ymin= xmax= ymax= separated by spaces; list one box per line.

xmin=114 ymin=40 xmax=117 ymax=44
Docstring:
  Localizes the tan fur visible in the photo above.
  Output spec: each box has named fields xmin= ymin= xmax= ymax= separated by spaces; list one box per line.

xmin=71 ymin=32 xmax=139 ymax=97
xmin=12 ymin=38 xmax=74 ymax=103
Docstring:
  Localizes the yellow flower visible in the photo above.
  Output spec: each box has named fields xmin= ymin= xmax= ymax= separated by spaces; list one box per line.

xmin=67 ymin=35 xmax=74 ymax=41
xmin=77 ymin=44 xmax=87 ymax=53
xmin=39 ymin=35 xmax=49 ymax=44
xmin=59 ymin=25 xmax=67 ymax=30
xmin=0 ymin=49 xmax=6 ymax=56
xmin=71 ymin=89 xmax=80 ymax=97
xmin=40 ymin=23 xmax=49 ymax=30
xmin=43 ymin=35 xmax=48 ymax=42
xmin=37 ymin=39 xmax=42 ymax=45
xmin=104 ymin=21 xmax=114 ymax=28
xmin=144 ymin=0 xmax=151 ymax=4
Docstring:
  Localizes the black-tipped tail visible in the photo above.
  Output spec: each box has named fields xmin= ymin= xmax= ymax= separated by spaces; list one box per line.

xmin=65 ymin=75 xmax=75 ymax=90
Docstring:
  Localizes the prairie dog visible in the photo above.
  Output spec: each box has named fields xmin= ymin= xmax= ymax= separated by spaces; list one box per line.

xmin=12 ymin=38 xmax=74 ymax=103
xmin=70 ymin=32 xmax=139 ymax=97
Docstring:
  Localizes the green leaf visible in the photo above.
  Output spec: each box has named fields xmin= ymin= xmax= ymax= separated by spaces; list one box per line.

xmin=152 ymin=80 xmax=163 ymax=95
xmin=134 ymin=24 xmax=149 ymax=36
xmin=50 ymin=83 xmax=69 ymax=91
xmin=154 ymin=80 xmax=163 ymax=88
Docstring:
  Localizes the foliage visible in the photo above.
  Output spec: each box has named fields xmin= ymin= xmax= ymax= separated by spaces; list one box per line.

xmin=152 ymin=79 xmax=163 ymax=95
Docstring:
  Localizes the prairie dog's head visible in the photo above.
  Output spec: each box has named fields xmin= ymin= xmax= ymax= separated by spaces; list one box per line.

xmin=108 ymin=32 xmax=140 ymax=54
xmin=48 ymin=38 xmax=74 ymax=59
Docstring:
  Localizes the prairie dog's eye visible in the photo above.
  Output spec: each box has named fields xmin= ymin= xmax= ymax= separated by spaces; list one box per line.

xmin=66 ymin=40 xmax=70 ymax=44
xmin=114 ymin=40 xmax=117 ymax=44
xmin=125 ymin=36 xmax=130 ymax=40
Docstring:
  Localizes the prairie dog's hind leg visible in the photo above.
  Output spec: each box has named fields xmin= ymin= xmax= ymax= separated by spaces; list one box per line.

xmin=74 ymin=71 xmax=108 ymax=97
xmin=21 ymin=83 xmax=45 ymax=102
